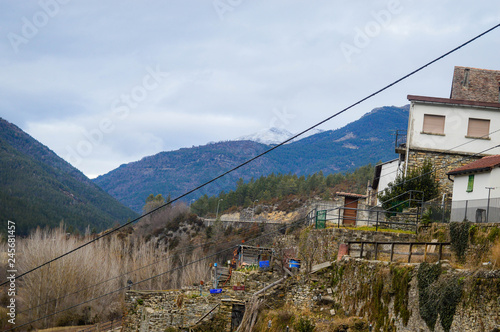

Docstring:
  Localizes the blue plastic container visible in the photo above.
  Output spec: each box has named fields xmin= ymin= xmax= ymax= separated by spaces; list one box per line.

xmin=289 ymin=259 xmax=300 ymax=269
xmin=259 ymin=260 xmax=270 ymax=268
xmin=210 ymin=288 xmax=222 ymax=294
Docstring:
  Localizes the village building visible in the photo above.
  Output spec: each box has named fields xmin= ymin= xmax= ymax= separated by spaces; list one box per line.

xmin=374 ymin=66 xmax=500 ymax=200
xmin=447 ymin=155 xmax=500 ymax=222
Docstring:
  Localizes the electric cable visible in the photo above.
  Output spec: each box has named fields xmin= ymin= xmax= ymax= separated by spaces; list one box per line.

xmin=2 ymin=22 xmax=498 ymax=286
xmin=17 ymin=216 xmax=280 ymax=316
xmin=12 ymin=139 xmax=500 ymax=329
xmin=373 ymin=127 xmax=500 ymax=186
xmin=7 ymin=216 xmax=309 ymax=331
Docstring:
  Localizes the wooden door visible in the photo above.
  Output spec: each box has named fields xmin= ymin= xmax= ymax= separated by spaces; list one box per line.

xmin=343 ymin=197 xmax=358 ymax=226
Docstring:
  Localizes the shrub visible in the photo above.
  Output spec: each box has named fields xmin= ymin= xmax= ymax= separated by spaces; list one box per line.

xmin=487 ymin=227 xmax=500 ymax=243
xmin=449 ymin=221 xmax=471 ymax=262
xmin=295 ymin=317 xmax=316 ymax=332
xmin=379 ymin=159 xmax=439 ymax=214
xmin=417 ymin=262 xmax=441 ymax=330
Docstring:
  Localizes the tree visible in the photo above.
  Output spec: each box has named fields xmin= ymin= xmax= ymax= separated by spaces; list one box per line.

xmin=378 ymin=159 xmax=439 ymax=212
xmin=143 ymin=194 xmax=166 ymax=214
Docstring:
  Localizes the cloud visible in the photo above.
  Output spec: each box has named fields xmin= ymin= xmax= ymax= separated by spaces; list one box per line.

xmin=1 ymin=0 xmax=500 ymax=177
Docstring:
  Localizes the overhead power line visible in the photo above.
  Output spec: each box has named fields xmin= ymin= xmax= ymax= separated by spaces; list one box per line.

xmin=3 ymin=22 xmax=499 ymax=288
xmin=7 ymin=216 xmax=308 ymax=331
xmin=17 ymin=220 xmax=277 ymax=317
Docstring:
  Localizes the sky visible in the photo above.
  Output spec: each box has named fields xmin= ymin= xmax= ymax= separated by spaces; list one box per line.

xmin=1 ymin=1 xmax=499 ymax=179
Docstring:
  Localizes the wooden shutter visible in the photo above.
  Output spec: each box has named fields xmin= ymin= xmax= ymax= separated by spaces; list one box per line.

xmin=466 ymin=175 xmax=474 ymax=192
xmin=467 ymin=118 xmax=490 ymax=138
xmin=422 ymin=114 xmax=445 ymax=134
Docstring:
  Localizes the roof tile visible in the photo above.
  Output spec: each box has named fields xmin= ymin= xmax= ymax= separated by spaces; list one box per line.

xmin=447 ymin=155 xmax=500 ymax=175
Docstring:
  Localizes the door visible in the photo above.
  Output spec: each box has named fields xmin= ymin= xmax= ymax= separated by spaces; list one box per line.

xmin=343 ymin=197 xmax=358 ymax=226
xmin=231 ymin=304 xmax=245 ymax=331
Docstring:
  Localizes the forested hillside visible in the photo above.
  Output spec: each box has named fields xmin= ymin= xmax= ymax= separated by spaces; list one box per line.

xmin=94 ymin=105 xmax=409 ymax=212
xmin=191 ymin=164 xmax=374 ymax=216
xmin=0 ymin=118 xmax=138 ymax=235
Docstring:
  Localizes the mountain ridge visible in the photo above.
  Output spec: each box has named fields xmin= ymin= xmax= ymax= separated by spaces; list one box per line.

xmin=94 ymin=105 xmax=409 ymax=212
xmin=0 ymin=118 xmax=138 ymax=235
xmin=236 ymin=127 xmax=324 ymax=145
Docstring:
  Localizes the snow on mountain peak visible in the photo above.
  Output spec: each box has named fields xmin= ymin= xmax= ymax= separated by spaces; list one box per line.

xmin=236 ymin=127 xmax=324 ymax=145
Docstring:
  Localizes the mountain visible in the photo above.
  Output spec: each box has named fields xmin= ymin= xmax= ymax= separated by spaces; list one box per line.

xmin=236 ymin=127 xmax=324 ymax=145
xmin=94 ymin=105 xmax=409 ymax=212
xmin=0 ymin=118 xmax=138 ymax=235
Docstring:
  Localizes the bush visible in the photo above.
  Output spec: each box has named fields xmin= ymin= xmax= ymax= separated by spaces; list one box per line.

xmin=449 ymin=221 xmax=471 ymax=262
xmin=379 ymin=159 xmax=439 ymax=213
xmin=295 ymin=317 xmax=316 ymax=332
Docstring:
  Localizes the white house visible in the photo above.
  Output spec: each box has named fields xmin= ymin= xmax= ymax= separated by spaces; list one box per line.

xmin=447 ymin=155 xmax=500 ymax=222
xmin=399 ymin=66 xmax=500 ymax=196
xmin=370 ymin=158 xmax=400 ymax=206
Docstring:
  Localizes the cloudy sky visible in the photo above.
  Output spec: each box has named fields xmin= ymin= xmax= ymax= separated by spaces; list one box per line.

xmin=1 ymin=1 xmax=499 ymax=178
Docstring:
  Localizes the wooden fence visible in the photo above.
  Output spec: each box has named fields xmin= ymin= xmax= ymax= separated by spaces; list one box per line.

xmin=347 ymin=241 xmax=451 ymax=263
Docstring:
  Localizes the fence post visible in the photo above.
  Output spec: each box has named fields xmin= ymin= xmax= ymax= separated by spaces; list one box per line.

xmin=360 ymin=242 xmax=364 ymax=259
xmin=407 ymin=243 xmax=413 ymax=263
xmin=438 ymin=243 xmax=443 ymax=261
xmin=338 ymin=208 xmax=341 ymax=229
xmin=390 ymin=243 xmax=395 ymax=262
xmin=464 ymin=200 xmax=468 ymax=221
xmin=374 ymin=242 xmax=379 ymax=260
xmin=376 ymin=211 xmax=379 ymax=232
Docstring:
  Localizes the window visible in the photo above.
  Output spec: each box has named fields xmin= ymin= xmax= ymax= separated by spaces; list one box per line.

xmin=422 ymin=114 xmax=445 ymax=135
xmin=466 ymin=175 xmax=474 ymax=192
xmin=467 ymin=118 xmax=490 ymax=138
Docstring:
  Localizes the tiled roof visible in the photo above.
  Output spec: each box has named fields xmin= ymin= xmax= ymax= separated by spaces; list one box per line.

xmin=447 ymin=155 xmax=500 ymax=175
xmin=407 ymin=95 xmax=500 ymax=109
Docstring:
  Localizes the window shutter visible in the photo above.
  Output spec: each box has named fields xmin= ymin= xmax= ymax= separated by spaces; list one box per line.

xmin=423 ymin=114 xmax=445 ymax=134
xmin=466 ymin=175 xmax=474 ymax=192
xmin=467 ymin=118 xmax=490 ymax=138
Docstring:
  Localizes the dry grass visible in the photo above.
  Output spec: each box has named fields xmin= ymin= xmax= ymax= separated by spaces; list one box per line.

xmin=491 ymin=240 xmax=500 ymax=268
xmin=1 ymin=223 xmax=212 ymax=330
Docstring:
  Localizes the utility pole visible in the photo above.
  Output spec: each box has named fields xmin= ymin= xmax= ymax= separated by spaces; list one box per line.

xmin=216 ymin=199 xmax=223 ymax=220
xmin=486 ymin=187 xmax=495 ymax=222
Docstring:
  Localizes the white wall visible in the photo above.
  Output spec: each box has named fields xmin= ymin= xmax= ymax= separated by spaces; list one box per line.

xmin=407 ymin=102 xmax=500 ymax=155
xmin=378 ymin=159 xmax=400 ymax=195
xmin=450 ymin=168 xmax=500 ymax=222
xmin=451 ymin=169 xmax=500 ymax=201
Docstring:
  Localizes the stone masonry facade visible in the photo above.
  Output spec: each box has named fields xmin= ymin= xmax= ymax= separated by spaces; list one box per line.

xmin=406 ymin=149 xmax=482 ymax=197
xmin=329 ymin=257 xmax=500 ymax=332
xmin=450 ymin=66 xmax=500 ymax=103
xmin=124 ymin=289 xmax=248 ymax=331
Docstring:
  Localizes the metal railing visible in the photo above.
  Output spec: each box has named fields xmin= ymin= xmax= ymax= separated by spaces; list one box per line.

xmin=395 ymin=129 xmax=407 ymax=151
xmin=450 ymin=198 xmax=500 ymax=223
xmin=381 ymin=190 xmax=424 ymax=213
xmin=308 ymin=205 xmax=420 ymax=232
xmin=421 ymin=199 xmax=452 ymax=223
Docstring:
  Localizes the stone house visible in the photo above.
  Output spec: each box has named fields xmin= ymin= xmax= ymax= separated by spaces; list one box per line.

xmin=447 ymin=154 xmax=500 ymax=222
xmin=397 ymin=66 xmax=500 ymax=196
xmin=313 ymin=192 xmax=372 ymax=227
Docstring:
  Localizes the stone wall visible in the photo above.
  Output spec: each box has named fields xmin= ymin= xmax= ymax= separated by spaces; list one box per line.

xmin=406 ymin=149 xmax=481 ymax=197
xmin=450 ymin=66 xmax=500 ymax=103
xmin=302 ymin=257 xmax=500 ymax=332
xmin=123 ymin=288 xmax=248 ymax=331
xmin=123 ymin=269 xmax=286 ymax=331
